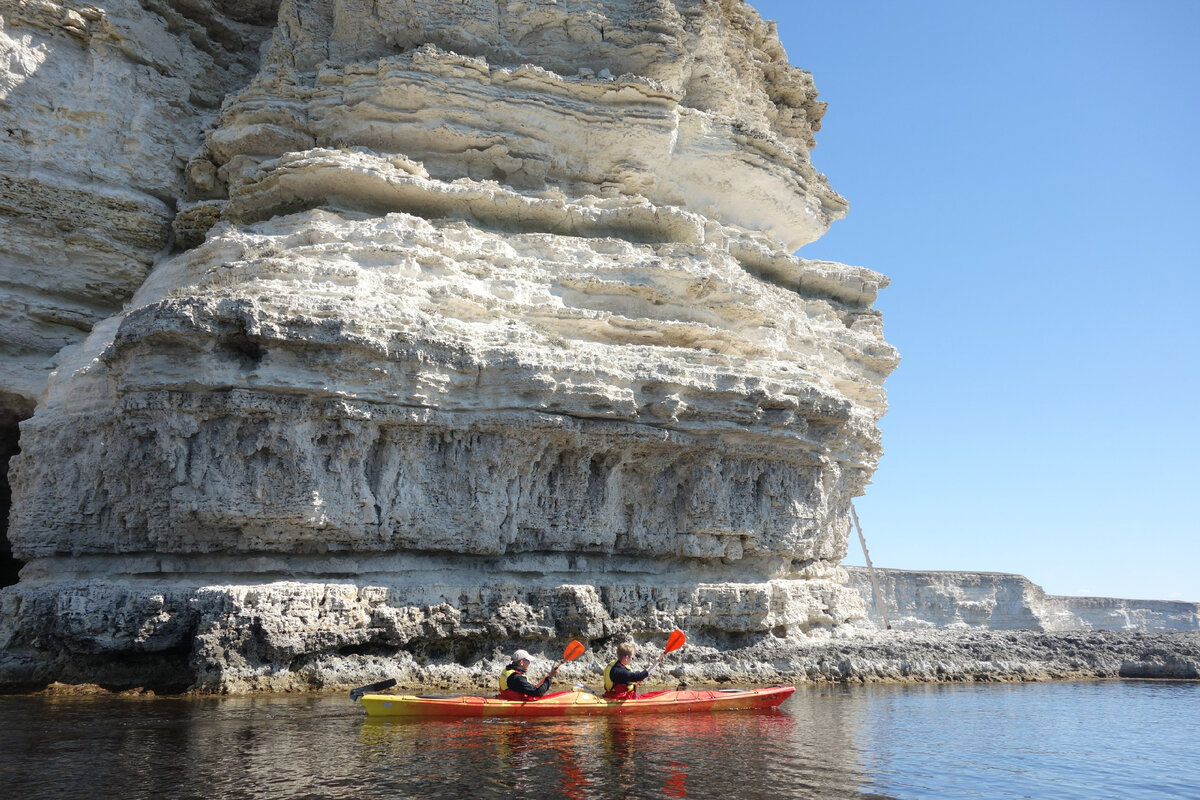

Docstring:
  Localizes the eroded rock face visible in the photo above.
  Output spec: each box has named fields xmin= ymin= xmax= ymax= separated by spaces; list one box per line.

xmin=0 ymin=0 xmax=278 ymax=406
xmin=2 ymin=1 xmax=897 ymax=691
xmin=180 ymin=0 xmax=842 ymax=251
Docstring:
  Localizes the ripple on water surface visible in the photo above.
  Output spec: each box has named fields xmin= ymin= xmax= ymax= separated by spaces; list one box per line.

xmin=0 ymin=680 xmax=1196 ymax=799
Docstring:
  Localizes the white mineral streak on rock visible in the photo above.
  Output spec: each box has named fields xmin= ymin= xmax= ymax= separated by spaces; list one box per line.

xmin=2 ymin=1 xmax=901 ymax=692
xmin=846 ymin=568 xmax=1200 ymax=633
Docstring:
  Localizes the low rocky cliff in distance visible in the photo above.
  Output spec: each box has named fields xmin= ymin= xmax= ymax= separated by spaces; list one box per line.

xmin=846 ymin=567 xmax=1200 ymax=633
xmin=1 ymin=1 xmax=899 ymax=692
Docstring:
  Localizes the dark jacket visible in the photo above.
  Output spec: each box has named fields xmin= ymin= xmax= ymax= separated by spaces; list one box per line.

xmin=604 ymin=660 xmax=653 ymax=697
xmin=608 ymin=662 xmax=652 ymax=688
xmin=501 ymin=663 xmax=553 ymax=698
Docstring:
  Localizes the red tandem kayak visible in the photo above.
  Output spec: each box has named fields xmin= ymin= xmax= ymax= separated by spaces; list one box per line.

xmin=358 ymin=686 xmax=795 ymax=718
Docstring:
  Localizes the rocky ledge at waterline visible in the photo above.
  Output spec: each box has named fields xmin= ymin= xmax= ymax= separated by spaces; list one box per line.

xmin=776 ymin=629 xmax=1200 ymax=684
xmin=6 ymin=619 xmax=1199 ymax=695
xmin=3 ymin=563 xmax=1198 ymax=693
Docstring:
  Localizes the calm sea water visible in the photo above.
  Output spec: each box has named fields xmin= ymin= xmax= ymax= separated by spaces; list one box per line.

xmin=1 ymin=680 xmax=1196 ymax=799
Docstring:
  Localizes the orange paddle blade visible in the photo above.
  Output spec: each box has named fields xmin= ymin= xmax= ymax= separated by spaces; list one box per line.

xmin=664 ymin=629 xmax=687 ymax=653
xmin=562 ymin=639 xmax=586 ymax=662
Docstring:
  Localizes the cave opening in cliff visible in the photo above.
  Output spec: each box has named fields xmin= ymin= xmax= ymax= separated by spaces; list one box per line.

xmin=1 ymin=405 xmax=26 ymax=588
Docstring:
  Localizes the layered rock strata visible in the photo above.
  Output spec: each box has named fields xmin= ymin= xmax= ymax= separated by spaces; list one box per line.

xmin=0 ymin=0 xmax=281 ymax=587
xmin=846 ymin=567 xmax=1200 ymax=633
xmin=0 ymin=0 xmax=279 ymax=406
xmin=1 ymin=1 xmax=899 ymax=692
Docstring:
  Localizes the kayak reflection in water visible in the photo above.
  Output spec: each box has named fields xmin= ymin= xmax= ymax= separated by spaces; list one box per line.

xmin=497 ymin=648 xmax=560 ymax=700
xmin=603 ymin=642 xmax=664 ymax=699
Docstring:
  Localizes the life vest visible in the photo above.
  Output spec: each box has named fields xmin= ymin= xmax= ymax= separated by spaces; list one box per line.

xmin=603 ymin=660 xmax=638 ymax=700
xmin=497 ymin=666 xmax=529 ymax=700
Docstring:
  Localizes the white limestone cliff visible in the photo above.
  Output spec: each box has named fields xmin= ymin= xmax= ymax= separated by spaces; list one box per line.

xmin=2 ymin=0 xmax=898 ymax=692
xmin=0 ymin=0 xmax=278 ymax=404
xmin=846 ymin=567 xmax=1200 ymax=633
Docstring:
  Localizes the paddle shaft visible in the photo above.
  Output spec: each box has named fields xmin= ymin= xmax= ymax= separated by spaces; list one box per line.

xmin=350 ymin=677 xmax=397 ymax=701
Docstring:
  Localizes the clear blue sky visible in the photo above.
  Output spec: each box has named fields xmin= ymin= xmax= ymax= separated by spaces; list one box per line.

xmin=751 ymin=1 xmax=1200 ymax=601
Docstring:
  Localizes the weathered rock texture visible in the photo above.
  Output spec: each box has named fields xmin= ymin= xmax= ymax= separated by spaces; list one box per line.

xmin=0 ymin=0 xmax=279 ymax=406
xmin=0 ymin=0 xmax=281 ymax=594
xmin=846 ymin=567 xmax=1200 ymax=633
xmin=1 ymin=1 xmax=903 ymax=692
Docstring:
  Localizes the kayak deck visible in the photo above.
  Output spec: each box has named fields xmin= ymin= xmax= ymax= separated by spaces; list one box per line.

xmin=358 ymin=686 xmax=794 ymax=718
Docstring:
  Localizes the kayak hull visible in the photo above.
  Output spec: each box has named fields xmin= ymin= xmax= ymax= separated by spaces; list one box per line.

xmin=358 ymin=686 xmax=795 ymax=718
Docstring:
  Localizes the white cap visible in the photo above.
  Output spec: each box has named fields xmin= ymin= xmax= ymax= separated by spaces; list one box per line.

xmin=512 ymin=649 xmax=532 ymax=662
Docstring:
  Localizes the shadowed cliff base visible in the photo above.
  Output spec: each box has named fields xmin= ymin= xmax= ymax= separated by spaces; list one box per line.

xmin=0 ymin=401 xmax=29 ymax=589
xmin=2 ymin=628 xmax=1197 ymax=695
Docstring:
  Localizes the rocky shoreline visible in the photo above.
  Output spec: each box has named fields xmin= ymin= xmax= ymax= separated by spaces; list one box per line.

xmin=752 ymin=629 xmax=1200 ymax=684
xmin=7 ymin=629 xmax=1198 ymax=697
xmin=346 ymin=629 xmax=1200 ymax=693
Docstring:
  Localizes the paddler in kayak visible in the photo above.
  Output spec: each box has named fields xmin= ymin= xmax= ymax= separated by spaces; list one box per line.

xmin=498 ymin=649 xmax=560 ymax=700
xmin=603 ymin=642 xmax=663 ymax=699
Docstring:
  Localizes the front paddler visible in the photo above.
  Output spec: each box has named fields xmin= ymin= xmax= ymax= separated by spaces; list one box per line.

xmin=603 ymin=642 xmax=663 ymax=699
xmin=498 ymin=648 xmax=559 ymax=700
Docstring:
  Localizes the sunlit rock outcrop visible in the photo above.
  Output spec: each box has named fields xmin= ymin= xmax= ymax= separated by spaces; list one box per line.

xmin=846 ymin=568 xmax=1200 ymax=633
xmin=1 ymin=0 xmax=898 ymax=692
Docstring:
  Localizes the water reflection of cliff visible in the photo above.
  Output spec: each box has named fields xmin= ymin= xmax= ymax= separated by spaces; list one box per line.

xmin=0 ymin=690 xmax=894 ymax=799
xmin=356 ymin=690 xmax=890 ymax=799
